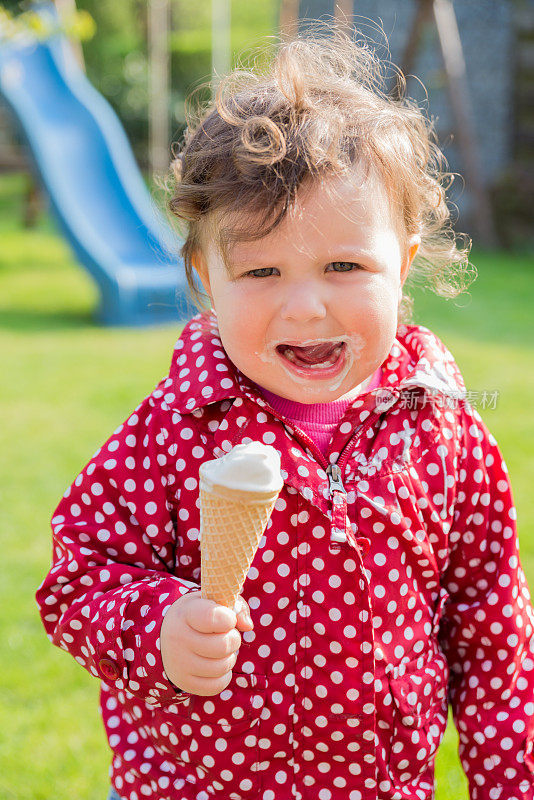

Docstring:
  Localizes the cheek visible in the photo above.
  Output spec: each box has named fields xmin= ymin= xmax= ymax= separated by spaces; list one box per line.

xmin=217 ymin=313 xmax=245 ymax=357
xmin=214 ymin=290 xmax=266 ymax=363
xmin=356 ymin=285 xmax=398 ymax=332
xmin=352 ymin=286 xmax=399 ymax=361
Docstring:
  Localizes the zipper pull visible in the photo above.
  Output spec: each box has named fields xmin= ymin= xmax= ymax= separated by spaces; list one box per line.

xmin=326 ymin=463 xmax=350 ymax=549
xmin=327 ymin=463 xmax=345 ymax=494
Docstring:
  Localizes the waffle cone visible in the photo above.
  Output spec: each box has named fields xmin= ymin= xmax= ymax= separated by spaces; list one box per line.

xmin=200 ymin=481 xmax=280 ymax=609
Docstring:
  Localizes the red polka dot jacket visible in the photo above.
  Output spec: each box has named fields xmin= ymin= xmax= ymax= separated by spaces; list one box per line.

xmin=37 ymin=312 xmax=534 ymax=800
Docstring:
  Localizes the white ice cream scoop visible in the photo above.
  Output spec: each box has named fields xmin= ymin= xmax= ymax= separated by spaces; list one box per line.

xmin=200 ymin=441 xmax=283 ymax=494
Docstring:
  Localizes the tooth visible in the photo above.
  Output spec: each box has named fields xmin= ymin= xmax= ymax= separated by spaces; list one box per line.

xmin=283 ymin=348 xmax=296 ymax=363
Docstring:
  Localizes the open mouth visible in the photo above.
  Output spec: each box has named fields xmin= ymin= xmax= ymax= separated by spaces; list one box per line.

xmin=276 ymin=341 xmax=346 ymax=372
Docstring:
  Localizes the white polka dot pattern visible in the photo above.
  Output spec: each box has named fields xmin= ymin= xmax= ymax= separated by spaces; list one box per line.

xmin=36 ymin=313 xmax=534 ymax=800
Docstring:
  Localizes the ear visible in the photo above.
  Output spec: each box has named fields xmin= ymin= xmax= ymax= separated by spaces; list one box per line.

xmin=400 ymin=234 xmax=421 ymax=286
xmin=192 ymin=250 xmax=212 ymax=300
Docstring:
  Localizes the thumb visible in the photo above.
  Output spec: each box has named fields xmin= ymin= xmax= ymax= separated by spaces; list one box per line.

xmin=234 ymin=596 xmax=254 ymax=631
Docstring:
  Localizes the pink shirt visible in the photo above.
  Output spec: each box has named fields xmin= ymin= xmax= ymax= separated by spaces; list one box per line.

xmin=259 ymin=368 xmax=382 ymax=456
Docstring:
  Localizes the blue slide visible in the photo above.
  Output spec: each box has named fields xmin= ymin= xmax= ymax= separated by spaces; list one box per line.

xmin=0 ymin=5 xmax=190 ymax=326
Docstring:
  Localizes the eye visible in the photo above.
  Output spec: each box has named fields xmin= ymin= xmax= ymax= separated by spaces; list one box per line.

xmin=327 ymin=261 xmax=363 ymax=273
xmin=245 ymin=267 xmax=279 ymax=278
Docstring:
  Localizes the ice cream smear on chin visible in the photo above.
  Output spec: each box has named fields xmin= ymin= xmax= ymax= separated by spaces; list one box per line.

xmin=257 ymin=333 xmax=365 ymax=394
xmin=200 ymin=442 xmax=283 ymax=495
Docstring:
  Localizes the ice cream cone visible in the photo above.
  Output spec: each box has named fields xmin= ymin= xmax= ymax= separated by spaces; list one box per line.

xmin=199 ymin=481 xmax=280 ymax=610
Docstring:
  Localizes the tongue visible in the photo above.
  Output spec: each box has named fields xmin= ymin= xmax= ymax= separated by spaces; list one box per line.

xmin=290 ymin=342 xmax=338 ymax=365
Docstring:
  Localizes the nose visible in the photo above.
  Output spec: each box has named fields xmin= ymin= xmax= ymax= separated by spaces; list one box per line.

xmin=280 ymin=282 xmax=327 ymax=323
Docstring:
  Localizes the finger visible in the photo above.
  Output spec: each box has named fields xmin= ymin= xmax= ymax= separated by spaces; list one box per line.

xmin=187 ymin=671 xmax=234 ymax=697
xmin=235 ymin=596 xmax=254 ymax=631
xmin=188 ymin=627 xmax=242 ymax=659
xmin=186 ymin=599 xmax=237 ymax=634
xmin=188 ymin=651 xmax=238 ymax=679
xmin=236 ymin=615 xmax=254 ymax=633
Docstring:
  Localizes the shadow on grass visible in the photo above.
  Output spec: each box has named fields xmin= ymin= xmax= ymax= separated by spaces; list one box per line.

xmin=0 ymin=307 xmax=97 ymax=333
xmin=1 ymin=303 xmax=189 ymax=334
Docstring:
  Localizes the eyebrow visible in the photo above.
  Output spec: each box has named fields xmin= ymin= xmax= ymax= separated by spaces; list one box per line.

xmin=228 ymin=251 xmax=270 ymax=267
xmin=328 ymin=247 xmax=379 ymax=263
xmin=229 ymin=247 xmax=379 ymax=269
xmin=230 ymin=257 xmax=271 ymax=268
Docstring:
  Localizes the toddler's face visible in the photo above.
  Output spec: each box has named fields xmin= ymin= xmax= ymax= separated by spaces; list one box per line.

xmin=194 ymin=167 xmax=419 ymax=403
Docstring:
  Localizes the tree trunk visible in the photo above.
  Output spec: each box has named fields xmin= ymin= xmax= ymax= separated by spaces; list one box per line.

xmin=148 ymin=0 xmax=170 ymax=177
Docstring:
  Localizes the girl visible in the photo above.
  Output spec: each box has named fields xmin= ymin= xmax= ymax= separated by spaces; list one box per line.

xmin=37 ymin=28 xmax=534 ymax=800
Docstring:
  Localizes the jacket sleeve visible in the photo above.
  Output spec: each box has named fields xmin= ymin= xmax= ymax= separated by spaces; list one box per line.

xmin=439 ymin=403 xmax=534 ymax=800
xmin=36 ymin=388 xmax=199 ymax=706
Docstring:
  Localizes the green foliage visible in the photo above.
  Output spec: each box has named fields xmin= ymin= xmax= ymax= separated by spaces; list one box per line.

xmin=0 ymin=0 xmax=26 ymax=12
xmin=74 ymin=0 xmax=148 ymax=161
xmin=0 ymin=3 xmax=96 ymax=42
xmin=74 ymin=0 xmax=277 ymax=164
xmin=491 ymin=166 xmax=534 ymax=250
xmin=1 ymin=172 xmax=533 ymax=798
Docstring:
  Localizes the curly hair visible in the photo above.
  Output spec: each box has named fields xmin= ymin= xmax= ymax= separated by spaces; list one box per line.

xmin=168 ymin=23 xmax=473 ymax=320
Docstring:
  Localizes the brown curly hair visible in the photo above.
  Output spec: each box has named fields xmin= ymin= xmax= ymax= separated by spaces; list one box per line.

xmin=167 ymin=23 xmax=473 ymax=320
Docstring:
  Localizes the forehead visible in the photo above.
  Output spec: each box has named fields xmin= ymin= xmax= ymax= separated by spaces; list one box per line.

xmin=287 ymin=167 xmax=395 ymax=235
xmin=219 ymin=166 xmax=400 ymax=264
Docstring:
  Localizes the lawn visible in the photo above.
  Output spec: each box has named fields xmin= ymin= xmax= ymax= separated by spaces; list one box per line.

xmin=0 ymin=171 xmax=533 ymax=799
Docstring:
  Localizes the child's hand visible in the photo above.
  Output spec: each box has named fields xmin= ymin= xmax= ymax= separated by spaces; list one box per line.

xmin=160 ymin=592 xmax=254 ymax=696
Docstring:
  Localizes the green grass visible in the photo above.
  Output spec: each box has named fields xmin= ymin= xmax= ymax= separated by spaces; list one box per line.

xmin=1 ymin=172 xmax=533 ymax=799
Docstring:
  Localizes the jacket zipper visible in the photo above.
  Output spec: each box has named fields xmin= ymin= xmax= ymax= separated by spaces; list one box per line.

xmin=326 ymin=402 xmax=395 ymax=552
xmin=253 ymin=396 xmax=390 ymax=552
xmin=326 ymin=462 xmax=353 ymax=550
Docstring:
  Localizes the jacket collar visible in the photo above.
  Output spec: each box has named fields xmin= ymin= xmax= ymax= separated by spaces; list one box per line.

xmin=170 ymin=312 xmax=244 ymax=413
xmin=169 ymin=312 xmax=466 ymax=416
xmin=169 ymin=313 xmax=466 ymax=518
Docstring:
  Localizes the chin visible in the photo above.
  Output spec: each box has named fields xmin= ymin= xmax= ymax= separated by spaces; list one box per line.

xmin=269 ymin=381 xmax=353 ymax=404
